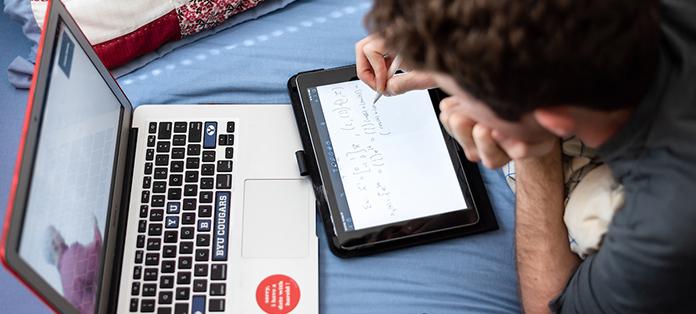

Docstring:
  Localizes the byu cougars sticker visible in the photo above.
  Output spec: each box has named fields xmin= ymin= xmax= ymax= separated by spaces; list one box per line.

xmin=256 ymin=274 xmax=301 ymax=314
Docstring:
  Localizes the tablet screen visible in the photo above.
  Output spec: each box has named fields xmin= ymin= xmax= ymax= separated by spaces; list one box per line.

xmin=307 ymin=80 xmax=469 ymax=231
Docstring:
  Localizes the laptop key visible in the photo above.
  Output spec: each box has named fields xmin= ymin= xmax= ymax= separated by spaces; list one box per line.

xmin=160 ymin=275 xmax=174 ymax=288
xmin=209 ymin=299 xmax=225 ymax=312
xmin=164 ymin=231 xmax=178 ymax=243
xmin=145 ymin=253 xmax=160 ymax=266
xmin=176 ymin=287 xmax=190 ymax=300
xmin=166 ymin=216 xmax=179 ymax=229
xmin=193 ymin=279 xmax=207 ymax=292
xmin=210 ymin=283 xmax=225 ymax=296
xmin=183 ymin=198 xmax=197 ymax=210
xmin=163 ymin=246 xmax=177 ymax=258
xmin=174 ymin=121 xmax=187 ymax=133
xmin=139 ymin=205 xmax=148 ymax=218
xmin=204 ymin=122 xmax=217 ymax=149
xmin=226 ymin=121 xmax=235 ymax=133
xmin=197 ymin=221 xmax=211 ymax=234
xmin=147 ymin=135 xmax=156 ymax=147
xmin=168 ymin=188 xmax=182 ymax=200
xmin=144 ymin=268 xmax=158 ymax=281
xmin=157 ymin=307 xmax=171 ymax=314
xmin=162 ymin=260 xmax=176 ymax=273
xmin=194 ymin=264 xmax=208 ymax=277
xmin=178 ymin=256 xmax=192 ymax=269
xmin=184 ymin=185 xmax=198 ymax=197
xmin=173 ymin=134 xmax=186 ymax=146
xmin=171 ymin=161 xmax=184 ymax=173
xmin=218 ymin=134 xmax=227 ymax=146
xmin=137 ymin=235 xmax=146 ymax=248
xmin=187 ymin=144 xmax=201 ymax=156
xmin=148 ymin=224 xmax=163 ymax=236
xmin=177 ymin=271 xmax=192 ymax=284
xmin=200 ymin=192 xmax=213 ymax=204
xmin=133 ymin=266 xmax=142 ymax=280
xmin=158 ymin=122 xmax=172 ymax=140
xmin=181 ymin=227 xmax=194 ymax=239
xmin=153 ymin=181 xmax=166 ymax=193
xmin=131 ymin=282 xmax=140 ymax=296
xmin=226 ymin=134 xmax=234 ymax=146
xmin=159 ymin=291 xmax=173 ymax=304
xmin=185 ymin=171 xmax=198 ymax=183
xmin=138 ymin=220 xmax=147 ymax=233
xmin=141 ymin=191 xmax=151 ymax=203
xmin=141 ymin=299 xmax=155 ymax=312
xmin=146 ymin=148 xmax=154 ymax=161
xmin=201 ymin=164 xmax=215 ymax=176
xmin=129 ymin=298 xmax=138 ymax=312
xmin=157 ymin=141 xmax=170 ymax=153
xmin=146 ymin=238 xmax=161 ymax=251
xmin=155 ymin=154 xmax=169 ymax=166
xmin=199 ymin=206 xmax=212 ymax=218
xmin=144 ymin=162 xmax=153 ymax=175
xmin=142 ymin=283 xmax=156 ymax=296
xmin=167 ymin=202 xmax=180 ymax=214
xmin=150 ymin=209 xmax=164 ymax=222
xmin=189 ymin=122 xmax=202 ymax=142
xmin=182 ymin=212 xmax=196 ymax=225
xmin=180 ymin=241 xmax=194 ymax=254
xmin=149 ymin=122 xmax=157 ymax=134
xmin=151 ymin=195 xmax=165 ymax=207
xmin=202 ymin=150 xmax=215 ymax=162
xmin=200 ymin=177 xmax=214 ymax=190
xmin=225 ymin=147 xmax=234 ymax=159
xmin=195 ymin=249 xmax=209 ymax=261
xmin=216 ymin=174 xmax=231 ymax=189
xmin=169 ymin=174 xmax=183 ymax=186
xmin=186 ymin=157 xmax=200 ymax=169
xmin=217 ymin=160 xmax=232 ymax=172
xmin=211 ymin=264 xmax=226 ymax=280
xmin=192 ymin=296 xmax=206 ymax=314
xmin=154 ymin=168 xmax=168 ymax=179
xmin=143 ymin=177 xmax=152 ymax=189
xmin=172 ymin=147 xmax=185 ymax=159
xmin=134 ymin=250 xmax=144 ymax=264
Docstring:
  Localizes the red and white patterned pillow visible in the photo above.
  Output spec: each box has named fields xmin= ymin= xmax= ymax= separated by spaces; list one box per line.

xmin=31 ymin=0 xmax=263 ymax=69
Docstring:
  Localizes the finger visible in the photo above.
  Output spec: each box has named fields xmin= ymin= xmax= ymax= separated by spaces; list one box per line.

xmin=438 ymin=97 xmax=460 ymax=135
xmin=385 ymin=71 xmax=437 ymax=95
xmin=362 ymin=40 xmax=390 ymax=93
xmin=356 ymin=36 xmax=377 ymax=89
xmin=472 ymin=125 xmax=511 ymax=168
xmin=447 ymin=111 xmax=480 ymax=162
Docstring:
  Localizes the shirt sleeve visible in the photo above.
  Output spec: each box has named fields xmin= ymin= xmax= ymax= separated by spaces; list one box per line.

xmin=549 ymin=173 xmax=696 ymax=313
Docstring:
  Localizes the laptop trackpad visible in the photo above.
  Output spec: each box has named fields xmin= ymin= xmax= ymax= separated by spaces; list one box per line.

xmin=242 ymin=179 xmax=310 ymax=258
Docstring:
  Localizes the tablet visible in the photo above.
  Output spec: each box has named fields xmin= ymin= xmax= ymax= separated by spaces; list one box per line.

xmin=288 ymin=65 xmax=497 ymax=257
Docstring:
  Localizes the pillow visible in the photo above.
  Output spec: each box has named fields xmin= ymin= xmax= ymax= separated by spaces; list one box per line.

xmin=29 ymin=0 xmax=273 ymax=69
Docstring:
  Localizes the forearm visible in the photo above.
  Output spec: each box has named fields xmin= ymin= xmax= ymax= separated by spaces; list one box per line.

xmin=515 ymin=142 xmax=580 ymax=313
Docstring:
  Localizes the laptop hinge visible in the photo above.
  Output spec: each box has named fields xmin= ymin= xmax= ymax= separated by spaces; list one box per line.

xmin=104 ymin=127 xmax=138 ymax=313
xmin=295 ymin=150 xmax=310 ymax=176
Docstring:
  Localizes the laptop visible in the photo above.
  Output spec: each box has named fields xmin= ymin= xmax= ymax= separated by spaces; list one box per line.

xmin=0 ymin=0 xmax=318 ymax=313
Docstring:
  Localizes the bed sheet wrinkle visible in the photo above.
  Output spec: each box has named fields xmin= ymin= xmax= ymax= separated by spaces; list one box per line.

xmin=116 ymin=0 xmax=521 ymax=313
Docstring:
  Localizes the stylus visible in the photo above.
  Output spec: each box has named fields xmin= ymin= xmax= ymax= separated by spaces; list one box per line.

xmin=373 ymin=55 xmax=402 ymax=104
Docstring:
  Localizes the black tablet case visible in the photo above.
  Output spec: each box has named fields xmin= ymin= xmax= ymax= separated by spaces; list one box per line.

xmin=288 ymin=65 xmax=499 ymax=257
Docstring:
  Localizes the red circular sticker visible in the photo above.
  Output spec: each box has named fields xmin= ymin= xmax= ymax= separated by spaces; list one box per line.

xmin=255 ymin=274 xmax=301 ymax=314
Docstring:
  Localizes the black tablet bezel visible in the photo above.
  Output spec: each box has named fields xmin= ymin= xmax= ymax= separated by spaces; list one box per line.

xmin=291 ymin=65 xmax=497 ymax=256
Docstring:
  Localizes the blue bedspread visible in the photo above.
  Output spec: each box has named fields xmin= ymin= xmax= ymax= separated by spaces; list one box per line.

xmin=2 ymin=0 xmax=521 ymax=312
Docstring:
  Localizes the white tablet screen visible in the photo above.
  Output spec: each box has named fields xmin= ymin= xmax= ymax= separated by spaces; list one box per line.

xmin=308 ymin=80 xmax=468 ymax=231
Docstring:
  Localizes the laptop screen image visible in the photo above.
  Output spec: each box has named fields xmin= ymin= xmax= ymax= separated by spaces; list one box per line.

xmin=17 ymin=22 xmax=122 ymax=314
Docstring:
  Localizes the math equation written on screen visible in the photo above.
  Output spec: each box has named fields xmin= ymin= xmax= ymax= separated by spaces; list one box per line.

xmin=323 ymin=82 xmax=398 ymax=218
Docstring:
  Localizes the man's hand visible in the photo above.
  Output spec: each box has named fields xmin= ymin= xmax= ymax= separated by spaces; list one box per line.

xmin=355 ymin=35 xmax=436 ymax=96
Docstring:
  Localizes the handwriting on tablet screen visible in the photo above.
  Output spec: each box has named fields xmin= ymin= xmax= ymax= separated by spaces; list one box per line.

xmin=317 ymin=80 xmax=467 ymax=230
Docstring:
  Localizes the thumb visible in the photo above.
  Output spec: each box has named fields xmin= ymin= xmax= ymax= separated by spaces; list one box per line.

xmin=385 ymin=71 xmax=436 ymax=96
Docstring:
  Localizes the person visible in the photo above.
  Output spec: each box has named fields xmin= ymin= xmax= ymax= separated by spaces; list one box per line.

xmin=355 ymin=0 xmax=696 ymax=313
xmin=45 ymin=218 xmax=102 ymax=314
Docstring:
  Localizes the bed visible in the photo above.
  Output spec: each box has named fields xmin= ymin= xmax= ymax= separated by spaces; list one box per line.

xmin=0 ymin=0 xmax=520 ymax=312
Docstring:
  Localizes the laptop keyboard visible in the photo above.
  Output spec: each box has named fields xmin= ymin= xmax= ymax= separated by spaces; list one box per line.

xmin=129 ymin=121 xmax=235 ymax=313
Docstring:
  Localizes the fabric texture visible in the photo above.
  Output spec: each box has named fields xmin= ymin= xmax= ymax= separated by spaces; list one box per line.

xmin=30 ymin=0 xmax=266 ymax=69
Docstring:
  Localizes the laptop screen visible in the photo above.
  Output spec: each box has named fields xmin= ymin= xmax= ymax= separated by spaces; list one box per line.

xmin=17 ymin=22 xmax=122 ymax=314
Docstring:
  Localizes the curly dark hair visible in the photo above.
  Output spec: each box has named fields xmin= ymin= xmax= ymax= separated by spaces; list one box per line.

xmin=366 ymin=0 xmax=661 ymax=121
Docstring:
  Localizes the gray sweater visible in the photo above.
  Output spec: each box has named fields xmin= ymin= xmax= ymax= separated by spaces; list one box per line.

xmin=550 ymin=0 xmax=696 ymax=312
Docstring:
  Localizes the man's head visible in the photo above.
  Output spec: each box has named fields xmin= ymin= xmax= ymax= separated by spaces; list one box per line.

xmin=45 ymin=225 xmax=67 ymax=266
xmin=366 ymin=0 xmax=661 ymax=154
